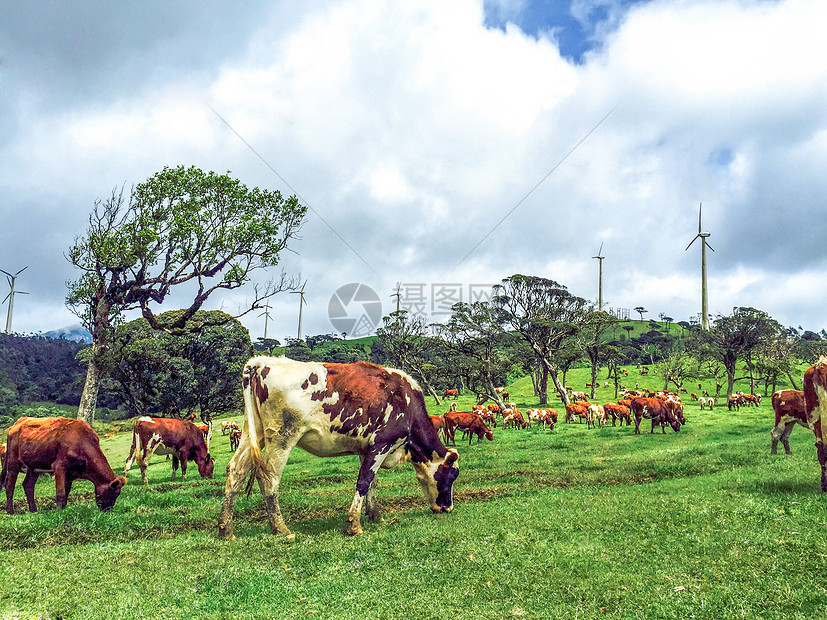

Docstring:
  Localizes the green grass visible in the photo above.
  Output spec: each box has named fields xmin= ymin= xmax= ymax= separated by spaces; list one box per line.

xmin=2 ymin=379 xmax=827 ymax=619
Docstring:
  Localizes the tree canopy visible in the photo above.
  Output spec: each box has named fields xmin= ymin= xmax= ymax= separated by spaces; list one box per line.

xmin=66 ymin=165 xmax=306 ymax=422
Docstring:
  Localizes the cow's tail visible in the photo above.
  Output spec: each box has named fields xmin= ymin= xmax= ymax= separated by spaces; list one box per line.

xmin=241 ymin=361 xmax=267 ymax=496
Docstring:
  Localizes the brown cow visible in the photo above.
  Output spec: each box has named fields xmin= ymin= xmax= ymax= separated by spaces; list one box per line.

xmin=1 ymin=417 xmax=126 ymax=513
xmin=565 ymin=403 xmax=588 ymax=423
xmin=604 ymin=402 xmax=631 ymax=426
xmin=629 ymin=397 xmax=681 ymax=434
xmin=442 ymin=388 xmax=459 ymax=399
xmin=770 ymin=389 xmax=807 ymax=455
xmin=804 ymin=360 xmax=827 ymax=491
xmin=124 ymin=416 xmax=215 ymax=484
xmin=444 ymin=412 xmax=494 ymax=445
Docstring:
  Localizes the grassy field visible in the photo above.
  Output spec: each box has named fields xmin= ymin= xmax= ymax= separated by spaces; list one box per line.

xmin=1 ymin=368 xmax=825 ymax=619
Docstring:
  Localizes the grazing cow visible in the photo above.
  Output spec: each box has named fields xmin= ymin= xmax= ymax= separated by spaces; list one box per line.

xmin=0 ymin=442 xmax=5 ymax=469
xmin=443 ymin=388 xmax=459 ymax=399
xmin=770 ymin=389 xmax=807 ymax=455
xmin=698 ymin=397 xmax=707 ymax=409
xmin=603 ymin=403 xmax=631 ymax=426
xmin=728 ymin=394 xmax=745 ymax=411
xmin=564 ymin=403 xmax=588 ymax=424
xmin=804 ymin=359 xmax=827 ymax=491
xmin=629 ymin=397 xmax=681 ymax=434
xmin=124 ymin=417 xmax=215 ymax=484
xmin=218 ymin=357 xmax=459 ymax=539
xmin=229 ymin=429 xmax=242 ymax=452
xmin=502 ymin=408 xmax=527 ymax=429
xmin=706 ymin=398 xmax=715 ymax=410
xmin=571 ymin=391 xmax=588 ymax=402
xmin=526 ymin=408 xmax=554 ymax=429
xmin=449 ymin=401 xmax=458 ymax=412
xmin=1 ymin=417 xmax=126 ymax=514
xmin=741 ymin=393 xmax=761 ymax=407
xmin=586 ymin=404 xmax=605 ymax=429
xmin=479 ymin=410 xmax=498 ymax=428
xmin=702 ymin=390 xmax=710 ymax=397
xmin=221 ymin=420 xmax=241 ymax=435
xmin=444 ymin=412 xmax=494 ymax=445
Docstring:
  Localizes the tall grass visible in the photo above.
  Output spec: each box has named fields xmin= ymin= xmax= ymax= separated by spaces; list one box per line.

xmin=2 ymin=381 xmax=825 ymax=619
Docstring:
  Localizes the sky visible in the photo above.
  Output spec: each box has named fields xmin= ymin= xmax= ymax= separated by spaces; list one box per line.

xmin=2 ymin=0 xmax=826 ymax=343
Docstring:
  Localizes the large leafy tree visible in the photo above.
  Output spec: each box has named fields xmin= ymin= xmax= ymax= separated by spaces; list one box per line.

xmin=693 ymin=306 xmax=783 ymax=398
xmin=66 ymin=165 xmax=306 ymax=423
xmin=578 ymin=309 xmax=618 ymax=399
xmin=493 ymin=275 xmax=591 ymax=405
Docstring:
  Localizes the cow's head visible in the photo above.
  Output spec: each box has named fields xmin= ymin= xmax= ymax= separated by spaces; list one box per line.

xmin=95 ymin=476 xmax=126 ymax=512
xmin=413 ymin=449 xmax=459 ymax=513
xmin=484 ymin=428 xmax=494 ymax=441
xmin=198 ymin=454 xmax=216 ymax=478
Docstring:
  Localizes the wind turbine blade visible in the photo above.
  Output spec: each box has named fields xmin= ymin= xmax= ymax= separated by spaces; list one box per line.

xmin=15 ymin=266 xmax=28 ymax=276
xmin=698 ymin=202 xmax=703 ymax=233
xmin=705 ymin=241 xmax=715 ymax=252
xmin=685 ymin=235 xmax=701 ymax=251
xmin=598 ymin=241 xmax=604 ymax=256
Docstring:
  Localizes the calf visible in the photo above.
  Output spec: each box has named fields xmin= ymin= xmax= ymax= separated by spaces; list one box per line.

xmin=1 ymin=417 xmax=126 ymax=513
xmin=124 ymin=417 xmax=215 ymax=484
xmin=586 ymin=404 xmax=605 ymax=429
xmin=770 ymin=389 xmax=807 ymax=455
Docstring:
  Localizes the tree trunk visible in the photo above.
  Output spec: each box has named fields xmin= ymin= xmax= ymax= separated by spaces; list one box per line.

xmin=539 ymin=364 xmax=549 ymax=405
xmin=786 ymin=370 xmax=800 ymax=391
xmin=77 ymin=355 xmax=101 ymax=424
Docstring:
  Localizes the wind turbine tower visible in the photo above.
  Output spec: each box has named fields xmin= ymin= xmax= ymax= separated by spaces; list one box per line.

xmin=684 ymin=203 xmax=714 ymax=330
xmin=1 ymin=266 xmax=28 ymax=334
xmin=258 ymin=302 xmax=272 ymax=340
xmin=291 ymin=280 xmax=307 ymax=340
xmin=592 ymin=242 xmax=605 ymax=311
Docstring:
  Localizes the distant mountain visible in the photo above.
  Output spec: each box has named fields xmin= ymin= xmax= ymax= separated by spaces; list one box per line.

xmin=44 ymin=325 xmax=92 ymax=343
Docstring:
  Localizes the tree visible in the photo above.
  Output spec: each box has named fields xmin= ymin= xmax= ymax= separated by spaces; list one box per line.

xmin=578 ymin=310 xmax=618 ymax=399
xmin=66 ymin=165 xmax=306 ymax=423
xmin=439 ymin=301 xmax=512 ymax=407
xmin=104 ymin=310 xmax=253 ymax=421
xmin=634 ymin=306 xmax=647 ymax=321
xmin=695 ymin=307 xmax=783 ymax=398
xmin=493 ymin=275 xmax=590 ymax=405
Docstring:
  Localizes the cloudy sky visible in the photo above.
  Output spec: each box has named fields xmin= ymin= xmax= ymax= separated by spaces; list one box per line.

xmin=2 ymin=0 xmax=826 ymax=343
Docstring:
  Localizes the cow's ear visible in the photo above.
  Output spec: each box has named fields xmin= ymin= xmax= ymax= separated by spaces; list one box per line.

xmin=113 ymin=476 xmax=127 ymax=490
xmin=445 ymin=450 xmax=458 ymax=466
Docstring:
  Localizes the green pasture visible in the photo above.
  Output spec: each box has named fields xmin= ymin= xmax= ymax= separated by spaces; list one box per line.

xmin=2 ymin=368 xmax=825 ymax=619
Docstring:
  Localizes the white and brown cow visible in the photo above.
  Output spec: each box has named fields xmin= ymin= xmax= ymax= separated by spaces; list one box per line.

xmin=218 ymin=357 xmax=459 ymax=539
xmin=124 ymin=417 xmax=215 ymax=484
xmin=1 ymin=417 xmax=126 ymax=513
xmin=803 ymin=359 xmax=827 ymax=491
xmin=770 ymin=389 xmax=807 ymax=455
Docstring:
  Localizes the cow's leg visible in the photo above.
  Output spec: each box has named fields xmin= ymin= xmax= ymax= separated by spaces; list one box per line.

xmin=170 ymin=453 xmax=180 ymax=480
xmin=780 ymin=422 xmax=796 ymax=455
xmin=770 ymin=424 xmax=783 ymax=454
xmin=178 ymin=451 xmax=188 ymax=479
xmin=348 ymin=449 xmax=390 ymax=536
xmin=817 ymin=440 xmax=827 ymax=493
xmin=3 ymin=464 xmax=21 ymax=514
xmin=22 ymin=469 xmax=40 ymax=512
xmin=256 ymin=437 xmax=298 ymax=538
xmin=52 ymin=465 xmax=69 ymax=509
xmin=634 ymin=416 xmax=641 ymax=434
xmin=363 ymin=463 xmax=381 ymax=524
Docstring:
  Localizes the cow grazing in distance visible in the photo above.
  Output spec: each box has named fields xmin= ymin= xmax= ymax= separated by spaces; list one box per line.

xmin=444 ymin=412 xmax=494 ymax=445
xmin=124 ymin=417 xmax=215 ymax=484
xmin=603 ymin=403 xmax=631 ymax=426
xmin=196 ymin=421 xmax=213 ymax=452
xmin=770 ymin=389 xmax=807 ymax=455
xmin=229 ymin=429 xmax=242 ymax=452
xmin=443 ymin=388 xmax=459 ymax=399
xmin=1 ymin=417 xmax=126 ymax=514
xmin=804 ymin=360 xmax=827 ymax=491
xmin=629 ymin=397 xmax=681 ymax=434
xmin=221 ymin=420 xmax=240 ymax=435
xmin=586 ymin=404 xmax=605 ymax=429
xmin=218 ymin=357 xmax=459 ymax=539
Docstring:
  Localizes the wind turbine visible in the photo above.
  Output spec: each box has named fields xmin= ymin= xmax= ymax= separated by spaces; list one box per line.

xmin=390 ymin=283 xmax=402 ymax=315
xmin=291 ymin=280 xmax=307 ymax=340
xmin=1 ymin=266 xmax=28 ymax=334
xmin=592 ymin=242 xmax=605 ymax=311
xmin=684 ymin=203 xmax=714 ymax=330
xmin=258 ymin=302 xmax=272 ymax=340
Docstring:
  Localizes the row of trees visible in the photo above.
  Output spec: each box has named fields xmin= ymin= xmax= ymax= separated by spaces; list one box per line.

xmin=373 ymin=276 xmax=825 ymax=409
